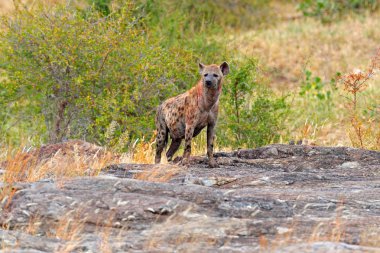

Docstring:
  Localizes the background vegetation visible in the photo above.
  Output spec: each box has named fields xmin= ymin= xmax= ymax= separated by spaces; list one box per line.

xmin=0 ymin=0 xmax=379 ymax=155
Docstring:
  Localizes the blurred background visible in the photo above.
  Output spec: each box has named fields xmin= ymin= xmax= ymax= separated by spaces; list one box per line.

xmin=0 ymin=0 xmax=379 ymax=157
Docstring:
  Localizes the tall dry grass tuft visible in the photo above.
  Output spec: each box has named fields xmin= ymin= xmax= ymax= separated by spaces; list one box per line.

xmin=339 ymin=48 xmax=380 ymax=150
xmin=2 ymin=149 xmax=38 ymax=184
xmin=1 ymin=141 xmax=118 ymax=184
xmin=0 ymin=140 xmax=120 ymax=206
xmin=130 ymin=134 xmax=156 ymax=164
xmin=133 ymin=164 xmax=182 ymax=183
xmin=295 ymin=119 xmax=321 ymax=145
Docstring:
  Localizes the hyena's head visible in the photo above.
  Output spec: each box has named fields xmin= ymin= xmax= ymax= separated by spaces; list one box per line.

xmin=199 ymin=62 xmax=230 ymax=89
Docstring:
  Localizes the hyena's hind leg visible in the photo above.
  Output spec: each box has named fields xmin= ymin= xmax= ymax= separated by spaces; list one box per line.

xmin=155 ymin=108 xmax=168 ymax=164
xmin=166 ymin=138 xmax=182 ymax=162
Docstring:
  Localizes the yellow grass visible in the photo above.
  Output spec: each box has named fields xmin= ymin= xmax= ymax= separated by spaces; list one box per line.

xmin=231 ymin=11 xmax=380 ymax=89
xmin=130 ymin=135 xmax=156 ymax=164
xmin=1 ymin=141 xmax=379 ymax=251
xmin=133 ymin=163 xmax=182 ymax=182
xmin=0 ymin=140 xmax=121 ymax=206
xmin=1 ymin=142 xmax=117 ymax=183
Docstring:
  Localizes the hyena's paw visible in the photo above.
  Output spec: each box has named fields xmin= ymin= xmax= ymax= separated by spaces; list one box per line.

xmin=208 ymin=159 xmax=219 ymax=168
xmin=179 ymin=157 xmax=190 ymax=167
xmin=171 ymin=156 xmax=183 ymax=165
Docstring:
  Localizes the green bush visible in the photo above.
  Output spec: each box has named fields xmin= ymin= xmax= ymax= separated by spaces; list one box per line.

xmin=0 ymin=0 xmax=290 ymax=151
xmin=0 ymin=1 xmax=195 ymax=148
xmin=218 ymin=59 xmax=288 ymax=148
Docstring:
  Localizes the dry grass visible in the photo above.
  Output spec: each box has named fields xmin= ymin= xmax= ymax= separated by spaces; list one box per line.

xmin=133 ymin=163 xmax=182 ymax=182
xmin=348 ymin=117 xmax=380 ymax=150
xmin=231 ymin=11 xmax=380 ymax=90
xmin=15 ymin=205 xmax=116 ymax=252
xmin=129 ymin=135 xmax=156 ymax=164
xmin=258 ymin=202 xmax=380 ymax=252
xmin=1 ymin=140 xmax=379 ymax=251
xmin=229 ymin=6 xmax=380 ymax=148
xmin=1 ymin=140 xmax=118 ymax=183
xmin=0 ymin=140 xmax=121 ymax=205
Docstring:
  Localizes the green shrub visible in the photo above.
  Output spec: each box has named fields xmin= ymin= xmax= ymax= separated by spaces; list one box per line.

xmin=218 ymin=59 xmax=289 ymax=148
xmin=0 ymin=0 xmax=290 ymax=151
xmin=0 ymin=1 xmax=195 ymax=148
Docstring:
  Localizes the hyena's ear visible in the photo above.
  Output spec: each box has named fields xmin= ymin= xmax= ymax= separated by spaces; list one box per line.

xmin=199 ymin=63 xmax=205 ymax=74
xmin=220 ymin=62 xmax=230 ymax=76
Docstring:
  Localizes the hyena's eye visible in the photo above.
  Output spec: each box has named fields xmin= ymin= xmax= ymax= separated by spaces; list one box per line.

xmin=213 ymin=74 xmax=218 ymax=78
xmin=204 ymin=73 xmax=208 ymax=77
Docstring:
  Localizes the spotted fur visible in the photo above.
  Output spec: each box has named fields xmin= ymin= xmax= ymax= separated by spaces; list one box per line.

xmin=155 ymin=62 xmax=230 ymax=167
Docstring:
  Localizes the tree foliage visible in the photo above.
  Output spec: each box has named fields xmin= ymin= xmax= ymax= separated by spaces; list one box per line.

xmin=0 ymin=0 xmax=289 ymax=151
xmin=0 ymin=1 xmax=195 ymax=147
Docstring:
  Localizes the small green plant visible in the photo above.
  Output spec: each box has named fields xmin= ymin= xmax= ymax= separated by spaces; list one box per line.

xmin=299 ymin=70 xmax=339 ymax=110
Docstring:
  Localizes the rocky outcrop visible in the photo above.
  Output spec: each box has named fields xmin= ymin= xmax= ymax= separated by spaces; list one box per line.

xmin=0 ymin=144 xmax=379 ymax=252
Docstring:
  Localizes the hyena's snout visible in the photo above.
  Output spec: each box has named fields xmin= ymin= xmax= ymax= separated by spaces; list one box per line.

xmin=204 ymin=73 xmax=220 ymax=89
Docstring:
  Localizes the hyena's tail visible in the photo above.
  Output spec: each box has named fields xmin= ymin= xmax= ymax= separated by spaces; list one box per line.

xmin=155 ymin=105 xmax=169 ymax=144
xmin=155 ymin=105 xmax=168 ymax=163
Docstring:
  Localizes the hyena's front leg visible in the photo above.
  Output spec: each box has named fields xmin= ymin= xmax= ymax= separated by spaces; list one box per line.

xmin=207 ymin=123 xmax=219 ymax=168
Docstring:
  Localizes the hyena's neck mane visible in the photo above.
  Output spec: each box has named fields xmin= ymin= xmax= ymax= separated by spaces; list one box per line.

xmin=195 ymin=79 xmax=222 ymax=111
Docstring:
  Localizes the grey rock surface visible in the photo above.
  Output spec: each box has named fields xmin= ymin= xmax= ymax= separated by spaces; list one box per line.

xmin=0 ymin=144 xmax=379 ymax=252
xmin=274 ymin=242 xmax=380 ymax=253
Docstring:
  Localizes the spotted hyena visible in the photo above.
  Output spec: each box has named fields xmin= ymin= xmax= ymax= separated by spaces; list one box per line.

xmin=155 ymin=62 xmax=230 ymax=168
